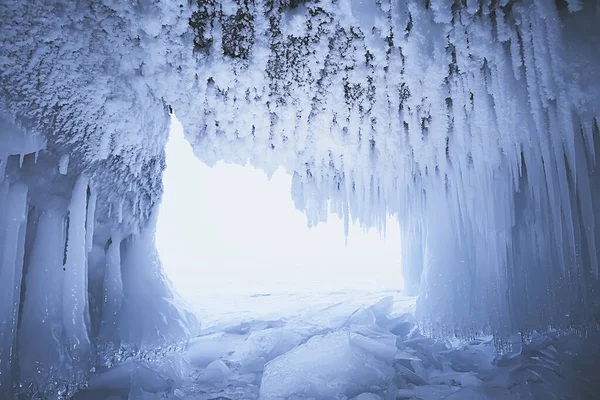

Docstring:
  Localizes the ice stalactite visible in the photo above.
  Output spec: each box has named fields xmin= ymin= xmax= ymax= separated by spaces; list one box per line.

xmin=18 ymin=210 xmax=69 ymax=390
xmin=0 ymin=182 xmax=28 ymax=391
xmin=97 ymin=235 xmax=124 ymax=349
xmin=62 ymin=175 xmax=93 ymax=375
xmin=175 ymin=0 xmax=600 ymax=338
xmin=85 ymin=186 xmax=97 ymax=255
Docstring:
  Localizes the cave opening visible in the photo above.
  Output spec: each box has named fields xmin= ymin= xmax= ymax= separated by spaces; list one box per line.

xmin=156 ymin=115 xmax=407 ymax=328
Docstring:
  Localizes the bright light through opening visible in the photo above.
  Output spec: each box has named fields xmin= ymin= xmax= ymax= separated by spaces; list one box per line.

xmin=156 ymin=116 xmax=403 ymax=319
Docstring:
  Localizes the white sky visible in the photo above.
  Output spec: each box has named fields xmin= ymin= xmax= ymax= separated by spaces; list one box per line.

xmin=156 ymin=116 xmax=403 ymax=299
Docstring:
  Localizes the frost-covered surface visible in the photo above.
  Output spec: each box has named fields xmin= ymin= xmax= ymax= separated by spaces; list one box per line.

xmin=2 ymin=0 xmax=600 ymax=397
xmin=0 ymin=2 xmax=199 ymax=396
xmin=176 ymin=0 xmax=600 ymax=338
xmin=75 ymin=294 xmax=600 ymax=400
xmin=0 ymin=116 xmax=199 ymax=397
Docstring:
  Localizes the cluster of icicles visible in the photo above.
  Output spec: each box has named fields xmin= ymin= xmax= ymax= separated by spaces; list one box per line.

xmin=0 ymin=124 xmax=197 ymax=397
xmin=180 ymin=0 xmax=600 ymax=337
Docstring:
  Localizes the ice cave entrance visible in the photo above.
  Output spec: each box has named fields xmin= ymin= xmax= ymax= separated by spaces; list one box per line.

xmin=156 ymin=116 xmax=404 ymax=327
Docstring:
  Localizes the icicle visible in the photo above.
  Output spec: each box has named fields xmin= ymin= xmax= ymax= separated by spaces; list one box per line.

xmin=62 ymin=175 xmax=91 ymax=368
xmin=18 ymin=210 xmax=69 ymax=387
xmin=59 ymin=154 xmax=70 ymax=175
xmin=0 ymin=182 xmax=28 ymax=393
xmin=0 ymin=156 xmax=5 ymax=183
xmin=98 ymin=235 xmax=123 ymax=344
xmin=118 ymin=199 xmax=124 ymax=224
xmin=85 ymin=185 xmax=97 ymax=254
xmin=574 ymin=126 xmax=599 ymax=278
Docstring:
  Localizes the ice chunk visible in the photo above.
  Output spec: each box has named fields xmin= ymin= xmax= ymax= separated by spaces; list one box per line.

xmin=442 ymin=387 xmax=493 ymax=399
xmin=186 ymin=333 xmax=238 ymax=368
xmin=395 ymin=385 xmax=460 ymax=399
xmin=128 ymin=387 xmax=161 ymax=400
xmin=348 ymin=325 xmax=397 ymax=364
xmin=350 ymin=393 xmax=384 ymax=400
xmin=343 ymin=307 xmax=377 ymax=327
xmin=379 ymin=313 xmax=416 ymax=337
xmin=147 ymin=353 xmax=191 ymax=390
xmin=524 ymin=331 xmax=552 ymax=352
xmin=195 ymin=359 xmax=232 ymax=384
xmin=447 ymin=343 xmax=495 ymax=373
xmin=494 ymin=333 xmax=523 ymax=366
xmin=87 ymin=361 xmax=170 ymax=393
xmin=229 ymin=327 xmax=304 ymax=374
xmin=369 ymin=297 xmax=394 ymax=320
xmin=393 ymin=363 xmax=428 ymax=386
xmin=260 ymin=329 xmax=395 ymax=399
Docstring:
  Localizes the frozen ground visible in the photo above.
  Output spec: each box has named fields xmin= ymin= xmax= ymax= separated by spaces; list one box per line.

xmin=76 ymin=289 xmax=600 ymax=400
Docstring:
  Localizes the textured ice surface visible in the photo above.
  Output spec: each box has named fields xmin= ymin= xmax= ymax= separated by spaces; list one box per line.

xmin=259 ymin=329 xmax=396 ymax=399
xmin=76 ymin=294 xmax=600 ymax=400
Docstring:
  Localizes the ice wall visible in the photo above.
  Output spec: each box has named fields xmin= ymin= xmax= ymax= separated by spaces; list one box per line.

xmin=0 ymin=115 xmax=198 ymax=398
xmin=0 ymin=1 xmax=202 ymax=396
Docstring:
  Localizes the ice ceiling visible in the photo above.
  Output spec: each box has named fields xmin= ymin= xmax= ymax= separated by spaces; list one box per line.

xmin=0 ymin=0 xmax=599 ymax=396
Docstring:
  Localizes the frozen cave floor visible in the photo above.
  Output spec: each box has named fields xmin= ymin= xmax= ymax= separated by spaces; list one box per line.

xmin=76 ymin=291 xmax=600 ymax=400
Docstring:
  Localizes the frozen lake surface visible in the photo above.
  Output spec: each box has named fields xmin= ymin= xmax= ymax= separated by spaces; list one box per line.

xmin=190 ymin=289 xmax=415 ymax=331
xmin=78 ymin=289 xmax=600 ymax=400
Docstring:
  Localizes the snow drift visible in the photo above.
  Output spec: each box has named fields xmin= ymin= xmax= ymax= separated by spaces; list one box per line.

xmin=1 ymin=0 xmax=599 ymax=396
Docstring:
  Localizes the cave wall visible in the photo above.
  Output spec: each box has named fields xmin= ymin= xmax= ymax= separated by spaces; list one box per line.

xmin=0 ymin=1 xmax=199 ymax=395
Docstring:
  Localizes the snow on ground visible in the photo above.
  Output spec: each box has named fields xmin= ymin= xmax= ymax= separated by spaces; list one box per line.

xmin=77 ymin=290 xmax=600 ymax=400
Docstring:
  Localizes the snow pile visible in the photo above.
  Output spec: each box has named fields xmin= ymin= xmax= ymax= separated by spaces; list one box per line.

xmin=76 ymin=295 xmax=600 ymax=400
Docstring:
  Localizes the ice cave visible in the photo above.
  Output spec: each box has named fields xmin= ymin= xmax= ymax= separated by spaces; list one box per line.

xmin=1 ymin=0 xmax=600 ymax=399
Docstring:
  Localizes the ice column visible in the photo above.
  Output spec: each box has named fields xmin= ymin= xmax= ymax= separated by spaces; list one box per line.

xmin=0 ymin=182 xmax=28 ymax=391
xmin=18 ymin=210 xmax=69 ymax=387
xmin=98 ymin=235 xmax=124 ymax=347
xmin=62 ymin=176 xmax=92 ymax=371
